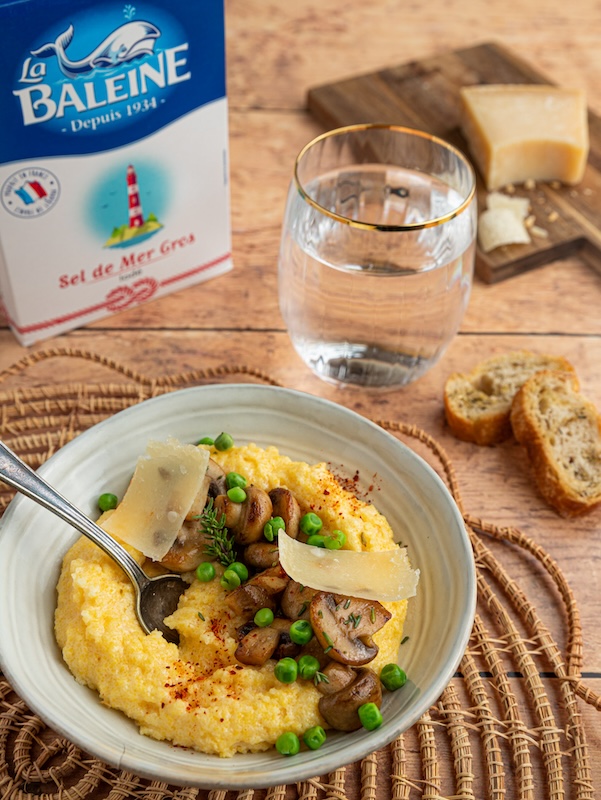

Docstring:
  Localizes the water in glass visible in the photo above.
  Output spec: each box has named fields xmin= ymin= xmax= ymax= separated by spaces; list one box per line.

xmin=279 ymin=164 xmax=476 ymax=388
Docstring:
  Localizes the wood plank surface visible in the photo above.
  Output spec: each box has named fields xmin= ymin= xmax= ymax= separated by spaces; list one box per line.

xmin=0 ymin=0 xmax=600 ymax=792
xmin=307 ymin=41 xmax=601 ymax=283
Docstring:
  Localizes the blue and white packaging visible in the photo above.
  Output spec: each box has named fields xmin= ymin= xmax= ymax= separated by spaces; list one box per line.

xmin=0 ymin=0 xmax=232 ymax=345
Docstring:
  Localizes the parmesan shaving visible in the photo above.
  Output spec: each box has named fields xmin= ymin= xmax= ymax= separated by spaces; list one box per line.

xmin=486 ymin=191 xmax=530 ymax=219
xmin=478 ymin=207 xmax=531 ymax=253
xmin=102 ymin=438 xmax=209 ymax=561
xmin=278 ymin=533 xmax=419 ymax=603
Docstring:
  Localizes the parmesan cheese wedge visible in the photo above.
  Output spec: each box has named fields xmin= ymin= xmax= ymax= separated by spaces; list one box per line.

xmin=460 ymin=84 xmax=589 ymax=190
xmin=102 ymin=438 xmax=209 ymax=561
xmin=278 ymin=533 xmax=419 ymax=603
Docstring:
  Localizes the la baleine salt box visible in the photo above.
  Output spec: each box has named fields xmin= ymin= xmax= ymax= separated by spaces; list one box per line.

xmin=0 ymin=0 xmax=232 ymax=345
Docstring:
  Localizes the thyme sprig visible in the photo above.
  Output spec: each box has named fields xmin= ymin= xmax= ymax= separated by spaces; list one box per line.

xmin=313 ymin=671 xmax=329 ymax=687
xmin=195 ymin=498 xmax=236 ymax=567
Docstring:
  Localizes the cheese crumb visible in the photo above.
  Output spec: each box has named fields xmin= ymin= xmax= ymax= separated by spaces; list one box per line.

xmin=531 ymin=225 xmax=549 ymax=238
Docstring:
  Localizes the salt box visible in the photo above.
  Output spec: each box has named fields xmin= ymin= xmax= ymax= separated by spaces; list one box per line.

xmin=0 ymin=0 xmax=232 ymax=345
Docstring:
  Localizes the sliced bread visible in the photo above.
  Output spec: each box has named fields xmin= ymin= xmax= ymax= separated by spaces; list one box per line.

xmin=444 ymin=351 xmax=577 ymax=446
xmin=510 ymin=370 xmax=601 ymax=517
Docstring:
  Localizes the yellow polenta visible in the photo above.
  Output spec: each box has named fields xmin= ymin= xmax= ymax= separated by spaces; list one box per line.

xmin=55 ymin=444 xmax=408 ymax=757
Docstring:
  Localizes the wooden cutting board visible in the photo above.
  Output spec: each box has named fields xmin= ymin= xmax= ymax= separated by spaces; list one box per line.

xmin=307 ymin=41 xmax=601 ymax=283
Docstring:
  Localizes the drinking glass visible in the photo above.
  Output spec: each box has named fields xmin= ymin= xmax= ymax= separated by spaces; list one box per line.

xmin=278 ymin=123 xmax=477 ymax=388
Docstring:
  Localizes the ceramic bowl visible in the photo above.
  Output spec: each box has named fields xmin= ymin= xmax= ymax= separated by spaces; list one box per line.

xmin=0 ymin=384 xmax=475 ymax=789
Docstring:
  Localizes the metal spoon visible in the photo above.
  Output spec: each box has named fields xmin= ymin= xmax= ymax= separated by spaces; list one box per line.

xmin=0 ymin=440 xmax=186 ymax=645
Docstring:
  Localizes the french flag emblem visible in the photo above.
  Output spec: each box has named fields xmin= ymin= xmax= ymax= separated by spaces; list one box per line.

xmin=15 ymin=180 xmax=47 ymax=205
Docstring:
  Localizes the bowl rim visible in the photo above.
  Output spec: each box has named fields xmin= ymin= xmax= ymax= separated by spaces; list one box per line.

xmin=0 ymin=383 xmax=476 ymax=788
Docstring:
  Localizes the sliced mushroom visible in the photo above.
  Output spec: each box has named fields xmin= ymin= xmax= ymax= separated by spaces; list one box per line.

xmin=225 ymin=565 xmax=288 ymax=620
xmin=185 ymin=459 xmax=227 ymax=520
xmin=237 ymin=621 xmax=256 ymax=640
xmin=281 ymin=580 xmax=318 ymax=620
xmin=271 ymin=618 xmax=301 ymax=659
xmin=249 ymin=564 xmax=289 ymax=596
xmin=206 ymin=459 xmax=228 ymax=498
xmin=213 ymin=485 xmax=273 ymax=545
xmin=235 ymin=626 xmax=280 ymax=666
xmin=318 ymin=668 xmax=382 ymax=731
xmin=298 ymin=636 xmax=331 ymax=670
xmin=225 ymin=582 xmax=276 ymax=617
xmin=244 ymin=542 xmax=280 ymax=570
xmin=159 ymin=520 xmax=212 ymax=572
xmin=309 ymin=592 xmax=392 ymax=666
xmin=315 ymin=662 xmax=356 ymax=696
xmin=268 ymin=487 xmax=301 ymax=539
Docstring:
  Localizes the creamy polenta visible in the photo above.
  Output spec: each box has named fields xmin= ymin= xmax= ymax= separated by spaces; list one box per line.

xmin=55 ymin=444 xmax=408 ymax=757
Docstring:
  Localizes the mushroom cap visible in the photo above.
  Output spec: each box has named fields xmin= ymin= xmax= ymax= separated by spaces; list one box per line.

xmin=297 ymin=636 xmax=331 ymax=670
xmin=185 ymin=459 xmax=227 ymax=521
xmin=281 ymin=580 xmax=318 ymax=620
xmin=248 ymin=564 xmax=289 ymax=597
xmin=309 ymin=592 xmax=392 ymax=666
xmin=159 ymin=520 xmax=212 ymax=572
xmin=244 ymin=542 xmax=280 ymax=570
xmin=316 ymin=661 xmax=356 ymax=696
xmin=318 ymin=668 xmax=382 ymax=731
xmin=214 ymin=486 xmax=273 ymax=545
xmin=268 ymin=487 xmax=301 ymax=539
xmin=237 ymin=485 xmax=273 ymax=544
xmin=235 ymin=626 xmax=280 ymax=666
xmin=206 ymin=459 xmax=227 ymax=498
xmin=270 ymin=617 xmax=302 ymax=659
xmin=225 ymin=582 xmax=276 ymax=618
xmin=213 ymin=493 xmax=244 ymax=530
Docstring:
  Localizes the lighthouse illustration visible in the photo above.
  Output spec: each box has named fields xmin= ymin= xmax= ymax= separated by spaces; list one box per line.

xmin=127 ymin=164 xmax=144 ymax=228
xmin=103 ymin=163 xmax=163 ymax=248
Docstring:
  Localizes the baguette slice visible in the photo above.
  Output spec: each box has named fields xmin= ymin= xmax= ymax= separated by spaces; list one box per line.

xmin=444 ymin=351 xmax=577 ymax=445
xmin=510 ymin=370 xmax=601 ymax=517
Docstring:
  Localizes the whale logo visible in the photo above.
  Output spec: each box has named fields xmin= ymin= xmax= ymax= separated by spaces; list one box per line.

xmin=30 ymin=20 xmax=161 ymax=79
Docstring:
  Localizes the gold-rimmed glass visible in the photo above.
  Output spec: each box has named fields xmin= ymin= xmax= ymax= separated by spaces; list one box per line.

xmin=278 ymin=123 xmax=477 ymax=388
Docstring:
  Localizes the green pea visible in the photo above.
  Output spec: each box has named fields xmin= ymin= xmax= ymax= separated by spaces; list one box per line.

xmin=263 ymin=516 xmax=286 ymax=542
xmin=274 ymin=657 xmax=298 ymax=684
xmin=226 ymin=471 xmax=248 ymax=490
xmin=227 ymin=561 xmax=249 ymax=582
xmin=214 ymin=432 xmax=234 ymax=451
xmin=220 ymin=569 xmax=241 ymax=590
xmin=227 ymin=486 xmax=247 ymax=503
xmin=98 ymin=493 xmax=118 ymax=512
xmin=254 ymin=607 xmax=274 ymax=627
xmin=289 ymin=619 xmax=313 ymax=645
xmin=325 ymin=529 xmax=346 ymax=550
xmin=195 ymin=436 xmax=214 ymax=446
xmin=358 ymin=702 xmax=383 ymax=731
xmin=300 ymin=512 xmax=322 ymax=536
xmin=306 ymin=534 xmax=327 ymax=548
xmin=303 ymin=725 xmax=326 ymax=750
xmin=276 ymin=731 xmax=300 ymax=756
xmin=195 ymin=562 xmax=216 ymax=582
xmin=297 ymin=654 xmax=320 ymax=680
xmin=380 ymin=663 xmax=407 ymax=691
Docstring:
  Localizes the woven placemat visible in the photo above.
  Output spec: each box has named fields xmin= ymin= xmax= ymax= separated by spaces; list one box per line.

xmin=0 ymin=348 xmax=599 ymax=800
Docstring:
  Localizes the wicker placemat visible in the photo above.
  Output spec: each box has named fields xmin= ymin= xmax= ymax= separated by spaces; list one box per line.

xmin=0 ymin=348 xmax=599 ymax=800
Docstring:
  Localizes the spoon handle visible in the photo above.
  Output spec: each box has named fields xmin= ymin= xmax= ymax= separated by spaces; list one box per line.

xmin=0 ymin=440 xmax=147 ymax=590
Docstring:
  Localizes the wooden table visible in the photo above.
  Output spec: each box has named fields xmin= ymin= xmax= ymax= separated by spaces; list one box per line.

xmin=1 ymin=0 xmax=600 ymax=795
